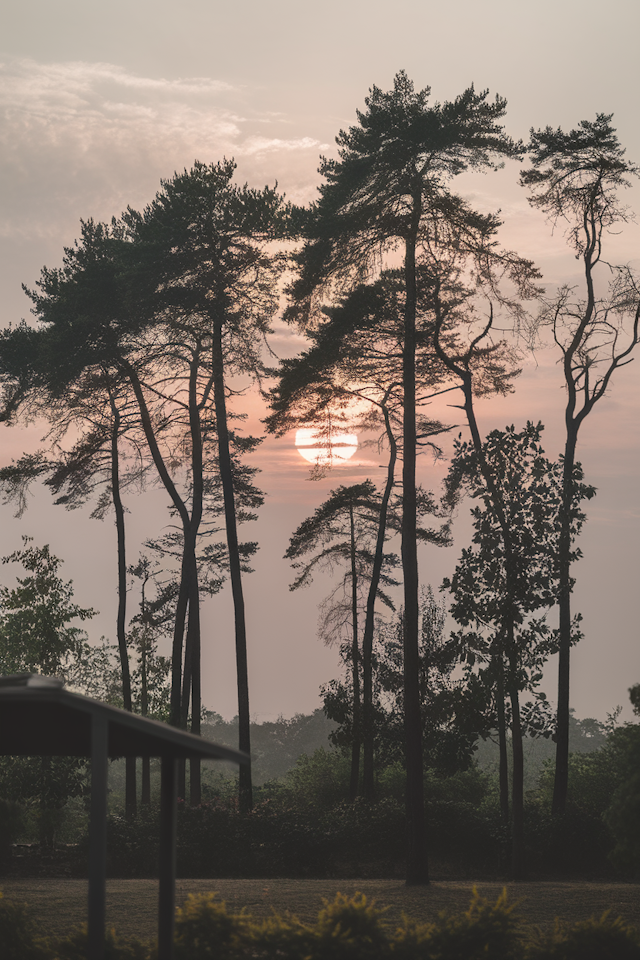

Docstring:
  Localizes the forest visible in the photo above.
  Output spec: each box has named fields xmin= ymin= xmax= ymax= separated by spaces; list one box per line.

xmin=0 ymin=71 xmax=639 ymax=889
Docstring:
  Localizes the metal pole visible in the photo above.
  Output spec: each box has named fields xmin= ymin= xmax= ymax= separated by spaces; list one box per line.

xmin=88 ymin=714 xmax=108 ymax=960
xmin=158 ymin=756 xmax=178 ymax=960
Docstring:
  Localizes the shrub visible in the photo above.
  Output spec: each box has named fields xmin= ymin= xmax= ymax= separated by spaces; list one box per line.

xmin=173 ymin=893 xmax=249 ymax=959
xmin=42 ymin=925 xmax=149 ymax=959
xmin=603 ymin=724 xmax=640 ymax=875
xmin=311 ymin=892 xmax=390 ymax=959
xmin=378 ymin=887 xmax=522 ymax=960
xmin=0 ymin=889 xmax=41 ymax=960
xmin=527 ymin=912 xmax=640 ymax=959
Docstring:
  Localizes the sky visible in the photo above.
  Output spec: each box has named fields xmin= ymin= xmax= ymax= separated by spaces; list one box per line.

xmin=0 ymin=0 xmax=639 ymax=725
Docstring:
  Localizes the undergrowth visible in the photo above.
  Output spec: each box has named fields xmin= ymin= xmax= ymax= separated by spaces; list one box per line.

xmin=2 ymin=887 xmax=640 ymax=959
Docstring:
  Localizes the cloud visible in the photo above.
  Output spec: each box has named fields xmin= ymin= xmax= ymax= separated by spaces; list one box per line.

xmin=0 ymin=58 xmax=326 ymax=240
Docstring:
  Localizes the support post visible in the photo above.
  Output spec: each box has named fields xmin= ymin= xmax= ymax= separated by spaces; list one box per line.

xmin=158 ymin=756 xmax=178 ymax=960
xmin=88 ymin=713 xmax=108 ymax=960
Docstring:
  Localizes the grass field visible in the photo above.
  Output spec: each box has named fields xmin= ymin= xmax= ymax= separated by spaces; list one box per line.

xmin=1 ymin=878 xmax=639 ymax=941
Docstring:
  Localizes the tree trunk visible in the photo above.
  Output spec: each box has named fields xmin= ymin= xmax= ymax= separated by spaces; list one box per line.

xmin=108 ymin=394 xmax=136 ymax=820
xmin=188 ymin=564 xmax=202 ymax=806
xmin=186 ymin=350 xmax=205 ymax=806
xmin=552 ymin=424 xmax=578 ymax=815
xmin=123 ymin=362 xmax=192 ymax=732
xmin=140 ymin=642 xmax=151 ymax=805
xmin=403 ymin=225 xmax=428 ymax=885
xmin=349 ymin=503 xmax=360 ymax=801
xmin=495 ymin=654 xmax=509 ymax=828
xmin=362 ymin=397 xmax=397 ymax=799
xmin=212 ymin=317 xmax=253 ymax=812
xmin=509 ymin=671 xmax=525 ymax=880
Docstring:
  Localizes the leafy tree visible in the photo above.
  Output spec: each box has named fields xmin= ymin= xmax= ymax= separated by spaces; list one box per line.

xmin=443 ymin=422 xmax=593 ymax=877
xmin=0 ymin=538 xmax=95 ymax=677
xmin=373 ymin=587 xmax=486 ymax=775
xmin=603 ymin=685 xmax=640 ymax=874
xmin=325 ymin=586 xmax=486 ymax=782
xmin=521 ymin=114 xmax=640 ymax=815
xmin=0 ymin=540 xmax=97 ymax=847
xmin=287 ymin=71 xmax=529 ymax=883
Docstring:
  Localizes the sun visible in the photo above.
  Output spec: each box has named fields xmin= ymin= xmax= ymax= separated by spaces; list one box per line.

xmin=295 ymin=428 xmax=358 ymax=465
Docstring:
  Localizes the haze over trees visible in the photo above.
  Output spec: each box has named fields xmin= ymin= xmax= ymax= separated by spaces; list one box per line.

xmin=0 ymin=72 xmax=638 ymax=882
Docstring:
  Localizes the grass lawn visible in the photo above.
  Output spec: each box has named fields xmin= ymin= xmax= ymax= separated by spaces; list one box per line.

xmin=1 ymin=878 xmax=639 ymax=941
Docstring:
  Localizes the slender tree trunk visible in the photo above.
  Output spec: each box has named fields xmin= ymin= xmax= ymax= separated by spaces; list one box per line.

xmin=362 ymin=397 xmax=397 ymax=799
xmin=140 ymin=641 xmax=151 ymax=805
xmin=349 ymin=503 xmax=361 ymax=801
xmin=495 ymin=655 xmax=510 ymax=828
xmin=186 ymin=350 xmax=205 ymax=806
xmin=178 ymin=592 xmax=191 ymax=801
xmin=108 ymin=394 xmax=136 ymax=820
xmin=403 ymin=224 xmax=428 ymax=885
xmin=171 ymin=569 xmax=190 ymax=728
xmin=212 ymin=317 xmax=253 ymax=812
xmin=188 ymin=563 xmax=202 ymax=805
xmin=509 ymin=672 xmax=525 ymax=880
xmin=123 ymin=362 xmax=192 ymax=732
xmin=552 ymin=425 xmax=578 ymax=815
xmin=552 ymin=236 xmax=596 ymax=813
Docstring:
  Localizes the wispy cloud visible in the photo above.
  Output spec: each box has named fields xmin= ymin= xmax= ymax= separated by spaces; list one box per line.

xmin=0 ymin=59 xmax=327 ymax=239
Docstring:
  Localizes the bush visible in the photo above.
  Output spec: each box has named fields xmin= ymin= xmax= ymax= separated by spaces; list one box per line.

xmin=42 ymin=925 xmax=149 ymax=959
xmin=527 ymin=913 xmax=640 ymax=959
xmin=0 ymin=889 xmax=41 ymax=959
xmin=603 ymin=724 xmax=640 ymax=875
xmin=394 ymin=887 xmax=522 ymax=960
xmin=3 ymin=888 xmax=640 ymax=959
xmin=523 ymin=801 xmax=613 ymax=877
xmin=174 ymin=893 xmax=249 ymax=959
xmin=0 ymin=798 xmax=26 ymax=868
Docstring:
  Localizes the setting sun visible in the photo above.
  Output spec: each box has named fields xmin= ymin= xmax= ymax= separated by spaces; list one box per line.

xmin=294 ymin=428 xmax=358 ymax=465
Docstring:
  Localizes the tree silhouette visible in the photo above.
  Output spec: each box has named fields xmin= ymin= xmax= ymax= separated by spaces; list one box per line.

xmin=286 ymin=71 xmax=526 ymax=884
xmin=267 ymin=271 xmax=454 ymax=797
xmin=521 ymin=114 xmax=640 ymax=815
xmin=443 ymin=423 xmax=594 ymax=877
xmin=124 ymin=160 xmax=290 ymax=810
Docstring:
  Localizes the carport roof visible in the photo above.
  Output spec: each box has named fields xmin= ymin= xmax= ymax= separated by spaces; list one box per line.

xmin=0 ymin=674 xmax=248 ymax=763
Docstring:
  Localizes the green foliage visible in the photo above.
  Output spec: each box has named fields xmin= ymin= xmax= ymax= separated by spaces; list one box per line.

xmin=528 ymin=913 xmax=640 ymax=960
xmin=394 ymin=887 xmax=522 ymax=960
xmin=443 ymin=423 xmax=593 ymax=683
xmin=202 ymin=709 xmax=337 ymax=785
xmin=0 ymin=538 xmax=95 ymax=677
xmin=603 ymin=721 xmax=640 ymax=874
xmin=0 ymin=797 xmax=25 ymax=863
xmin=277 ymin=748 xmax=351 ymax=811
xmin=537 ymin=749 xmax=619 ymax=817
xmin=4 ymin=887 xmax=640 ymax=958
xmin=41 ymin=925 xmax=150 ymax=959
xmin=0 ymin=889 xmax=41 ymax=959
xmin=312 ymin=892 xmax=388 ymax=959
xmin=174 ymin=893 xmax=248 ymax=960
xmin=369 ymin=588 xmax=484 ymax=775
xmin=0 ymin=756 xmax=88 ymax=848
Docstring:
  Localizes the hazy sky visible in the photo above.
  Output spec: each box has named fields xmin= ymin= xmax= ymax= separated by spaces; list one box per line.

xmin=0 ymin=0 xmax=638 ymax=724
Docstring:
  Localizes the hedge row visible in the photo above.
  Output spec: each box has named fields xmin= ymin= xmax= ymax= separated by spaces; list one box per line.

xmin=2 ymin=888 xmax=640 ymax=959
xmin=94 ymin=796 xmax=611 ymax=880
